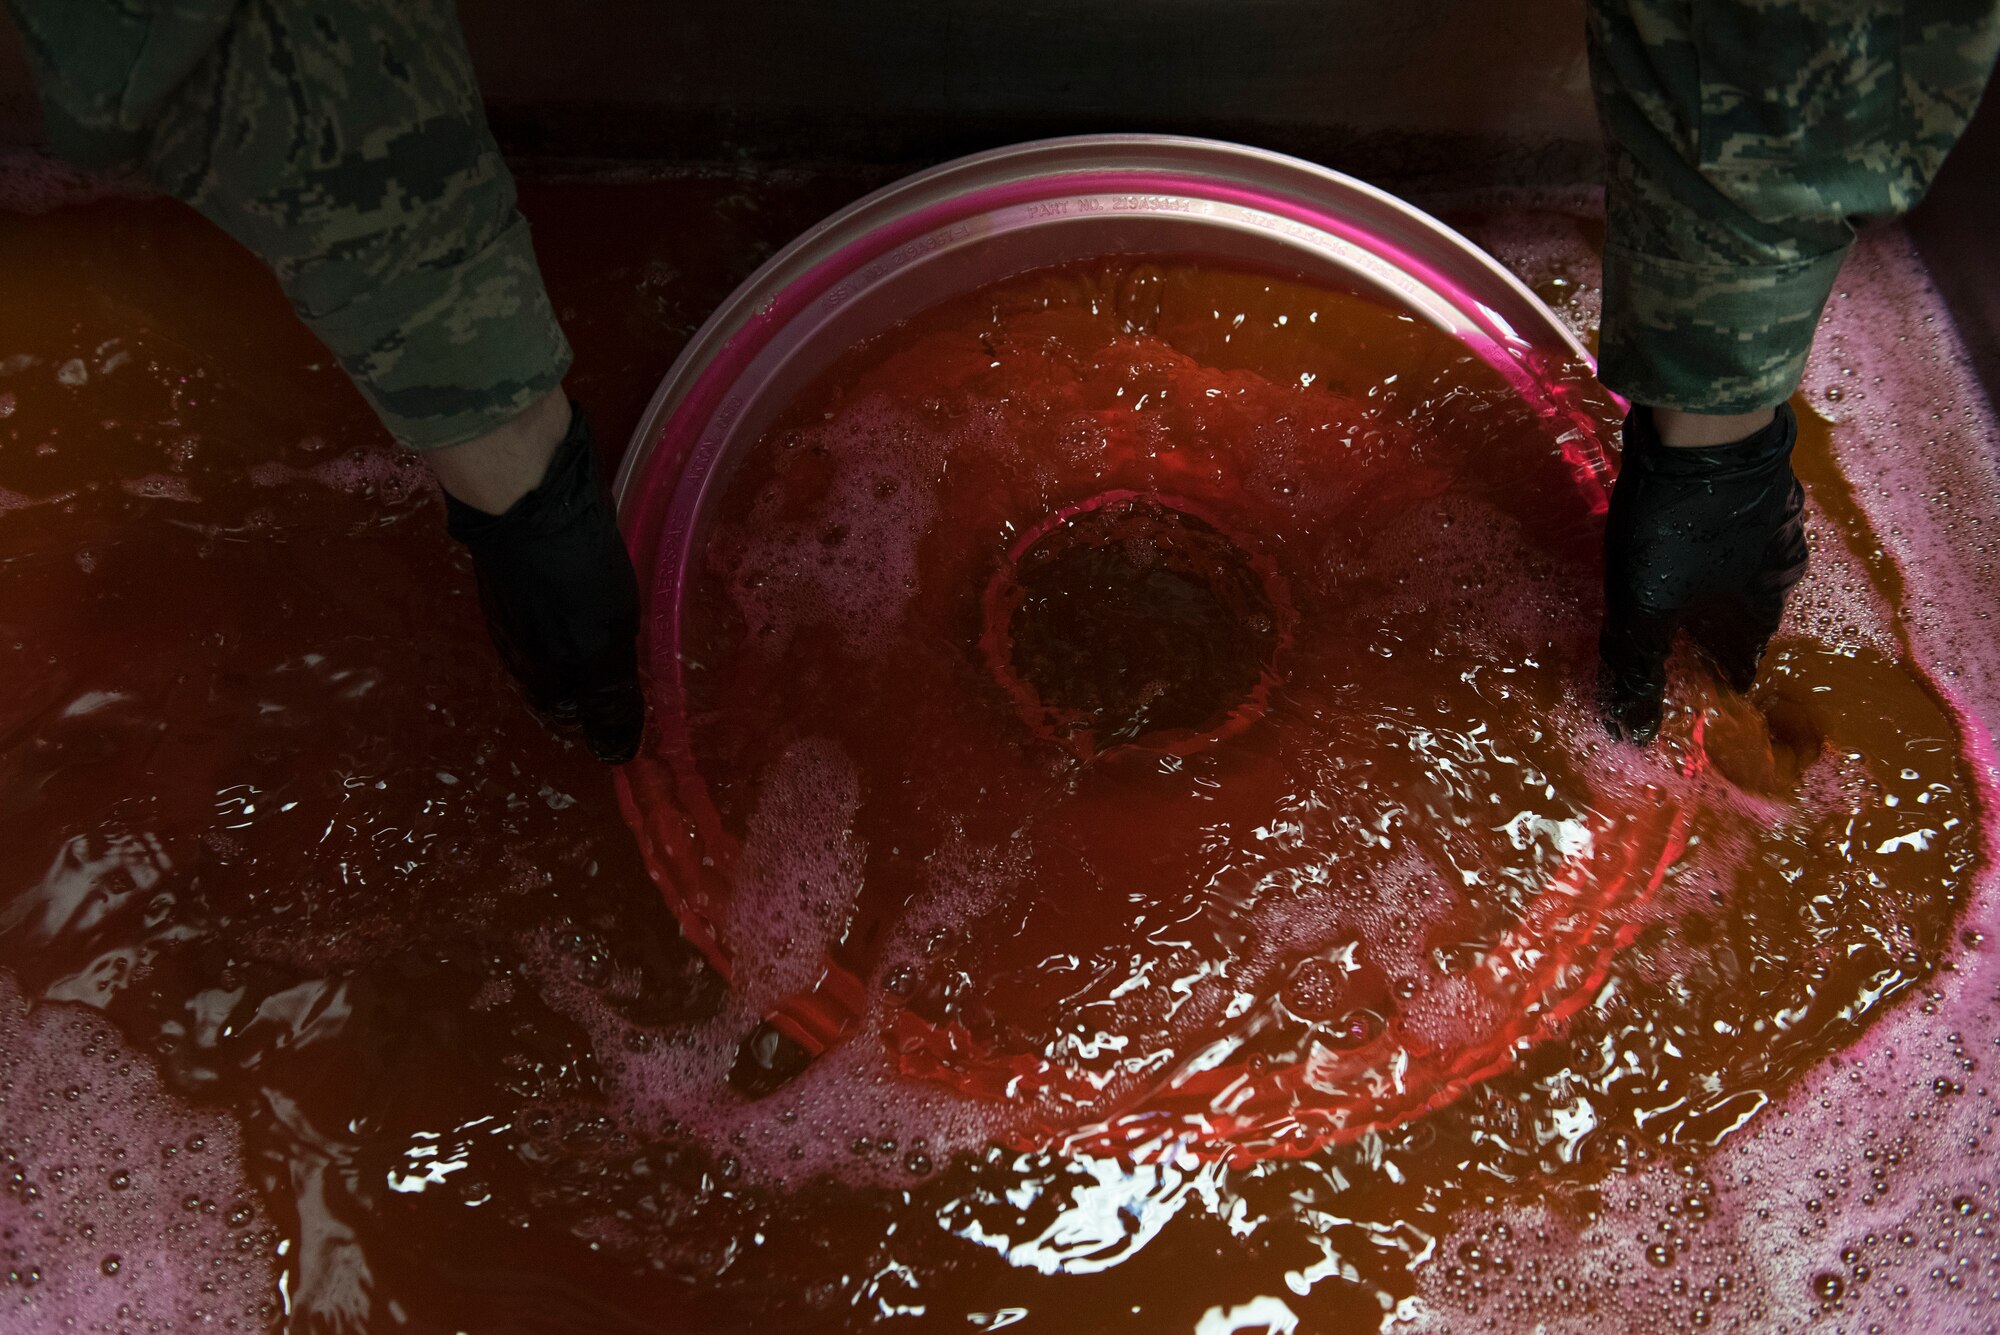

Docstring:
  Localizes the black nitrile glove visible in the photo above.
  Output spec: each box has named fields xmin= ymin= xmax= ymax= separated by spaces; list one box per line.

xmin=1598 ymin=402 xmax=1808 ymax=744
xmin=444 ymin=402 xmax=645 ymax=764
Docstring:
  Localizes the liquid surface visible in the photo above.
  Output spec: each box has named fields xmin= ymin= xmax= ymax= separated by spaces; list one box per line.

xmin=1 ymin=165 xmax=1998 ymax=1334
xmin=655 ymin=258 xmax=1714 ymax=1167
xmin=996 ymin=492 xmax=1284 ymax=752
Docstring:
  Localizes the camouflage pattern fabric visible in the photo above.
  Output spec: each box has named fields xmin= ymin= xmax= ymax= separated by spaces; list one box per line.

xmin=7 ymin=0 xmax=570 ymax=450
xmin=1590 ymin=0 xmax=2000 ymax=412
xmin=11 ymin=2 xmax=1994 ymax=430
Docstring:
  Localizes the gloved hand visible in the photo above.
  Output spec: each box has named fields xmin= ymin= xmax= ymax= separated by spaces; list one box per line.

xmin=1598 ymin=402 xmax=1808 ymax=743
xmin=444 ymin=401 xmax=646 ymax=763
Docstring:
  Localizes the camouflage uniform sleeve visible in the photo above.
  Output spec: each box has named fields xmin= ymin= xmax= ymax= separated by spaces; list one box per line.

xmin=1587 ymin=0 xmax=2000 ymax=413
xmin=7 ymin=0 xmax=570 ymax=451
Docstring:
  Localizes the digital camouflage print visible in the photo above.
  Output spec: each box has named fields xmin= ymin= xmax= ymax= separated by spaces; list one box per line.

xmin=6 ymin=0 xmax=569 ymax=450
xmin=9 ymin=2 xmax=1995 ymax=429
xmin=1589 ymin=0 xmax=2000 ymax=412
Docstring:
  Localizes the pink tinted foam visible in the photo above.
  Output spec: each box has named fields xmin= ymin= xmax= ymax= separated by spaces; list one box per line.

xmin=1406 ymin=225 xmax=2000 ymax=1334
xmin=0 ymin=975 xmax=276 ymax=1333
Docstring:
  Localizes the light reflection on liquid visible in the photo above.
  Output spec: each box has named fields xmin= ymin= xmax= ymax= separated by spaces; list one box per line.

xmin=645 ymin=259 xmax=1712 ymax=1169
xmin=0 ymin=174 xmax=1992 ymax=1334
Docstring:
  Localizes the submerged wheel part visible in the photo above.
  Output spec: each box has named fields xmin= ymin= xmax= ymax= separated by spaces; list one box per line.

xmin=983 ymin=492 xmax=1292 ymax=758
xmin=611 ymin=138 xmax=1702 ymax=1167
xmin=618 ymin=362 xmax=1700 ymax=1165
xmin=882 ymin=757 xmax=1700 ymax=1166
xmin=622 ymin=403 xmax=1702 ymax=1166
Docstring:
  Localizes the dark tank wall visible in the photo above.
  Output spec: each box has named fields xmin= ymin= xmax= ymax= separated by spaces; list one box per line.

xmin=1907 ymin=61 xmax=2000 ymax=415
xmin=0 ymin=0 xmax=1598 ymax=180
xmin=0 ymin=0 xmax=1991 ymax=401
xmin=450 ymin=0 xmax=1601 ymax=183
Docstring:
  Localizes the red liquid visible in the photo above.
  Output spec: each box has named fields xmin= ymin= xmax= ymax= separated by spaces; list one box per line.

xmin=0 ymin=172 xmax=1990 ymax=1333
xmin=644 ymin=259 xmax=1705 ymax=1165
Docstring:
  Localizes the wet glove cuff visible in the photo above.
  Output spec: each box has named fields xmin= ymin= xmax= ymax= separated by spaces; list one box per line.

xmin=1619 ymin=402 xmax=1798 ymax=481
xmin=443 ymin=403 xmax=599 ymax=549
xmin=441 ymin=403 xmax=645 ymax=765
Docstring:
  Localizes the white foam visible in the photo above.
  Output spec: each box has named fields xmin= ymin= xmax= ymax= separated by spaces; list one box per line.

xmin=1405 ymin=223 xmax=2000 ymax=1334
xmin=726 ymin=738 xmax=866 ymax=1010
xmin=0 ymin=974 xmax=275 ymax=1333
xmin=714 ymin=395 xmax=952 ymax=656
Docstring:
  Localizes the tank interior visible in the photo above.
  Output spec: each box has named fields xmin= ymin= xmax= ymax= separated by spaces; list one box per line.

xmin=3 ymin=7 xmax=1999 ymax=1333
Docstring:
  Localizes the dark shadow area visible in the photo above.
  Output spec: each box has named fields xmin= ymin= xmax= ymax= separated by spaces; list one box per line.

xmin=1910 ymin=62 xmax=2000 ymax=418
